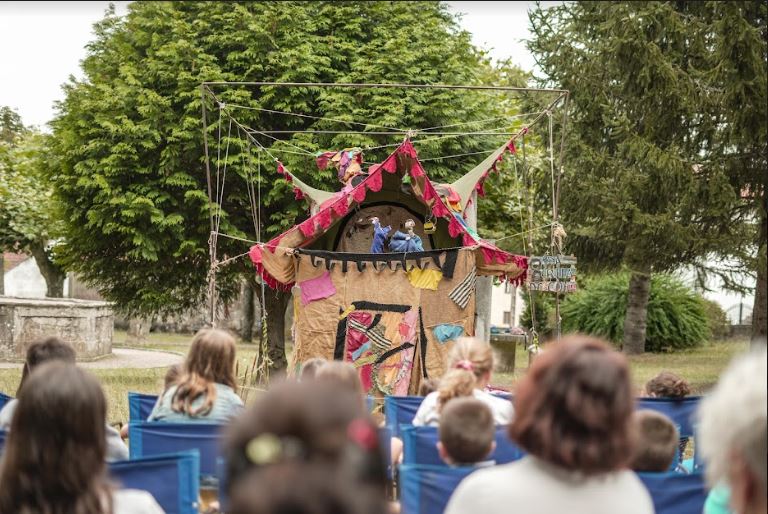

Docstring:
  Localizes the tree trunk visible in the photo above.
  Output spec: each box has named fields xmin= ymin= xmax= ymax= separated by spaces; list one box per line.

xmin=752 ymin=205 xmax=767 ymax=347
xmin=29 ymin=242 xmax=66 ymax=298
xmin=241 ymin=280 xmax=255 ymax=343
xmin=623 ymin=271 xmax=652 ymax=355
xmin=263 ymin=289 xmax=291 ymax=372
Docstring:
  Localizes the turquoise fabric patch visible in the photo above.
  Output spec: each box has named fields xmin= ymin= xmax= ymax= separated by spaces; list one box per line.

xmin=432 ymin=324 xmax=464 ymax=343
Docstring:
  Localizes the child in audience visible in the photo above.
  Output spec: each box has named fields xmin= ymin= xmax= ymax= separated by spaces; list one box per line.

xmin=445 ymin=335 xmax=654 ymax=514
xmin=223 ymin=380 xmax=387 ymax=514
xmin=315 ymin=360 xmax=365 ymax=399
xmin=630 ymin=409 xmax=680 ymax=472
xmin=299 ymin=357 xmax=327 ymax=381
xmin=438 ymin=398 xmax=496 ymax=467
xmin=645 ymin=370 xmax=691 ymax=398
xmin=149 ymin=328 xmax=243 ymax=422
xmin=418 ymin=377 xmax=439 ymax=397
xmin=0 ymin=362 xmax=163 ymax=514
xmin=413 ymin=337 xmax=512 ymax=427
xmin=0 ymin=336 xmax=129 ymax=461
xmin=645 ymin=370 xmax=692 ymax=456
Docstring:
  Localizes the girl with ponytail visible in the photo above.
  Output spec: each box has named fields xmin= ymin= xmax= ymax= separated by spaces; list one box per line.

xmin=412 ymin=338 xmax=513 ymax=427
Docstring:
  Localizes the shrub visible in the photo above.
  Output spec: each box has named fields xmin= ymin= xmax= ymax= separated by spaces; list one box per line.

xmin=561 ymin=273 xmax=708 ymax=352
xmin=701 ymin=298 xmax=730 ymax=340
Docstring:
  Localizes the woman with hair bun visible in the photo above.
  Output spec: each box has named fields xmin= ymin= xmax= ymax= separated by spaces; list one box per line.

xmin=412 ymin=338 xmax=512 ymax=427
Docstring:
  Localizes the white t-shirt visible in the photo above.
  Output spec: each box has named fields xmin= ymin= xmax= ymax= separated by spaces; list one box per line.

xmin=444 ymin=456 xmax=654 ymax=514
xmin=411 ymin=389 xmax=513 ymax=427
xmin=113 ymin=489 xmax=165 ymax=514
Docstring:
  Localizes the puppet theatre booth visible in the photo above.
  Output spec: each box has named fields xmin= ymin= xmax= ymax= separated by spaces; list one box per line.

xmin=248 ymin=139 xmax=527 ymax=396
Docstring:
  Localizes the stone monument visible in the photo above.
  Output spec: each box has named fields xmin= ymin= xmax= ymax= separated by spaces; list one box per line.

xmin=0 ymin=297 xmax=113 ymax=361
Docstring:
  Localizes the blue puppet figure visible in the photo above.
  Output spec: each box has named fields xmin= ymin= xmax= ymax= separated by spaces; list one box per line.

xmin=370 ymin=217 xmax=391 ymax=253
xmin=389 ymin=219 xmax=424 ymax=253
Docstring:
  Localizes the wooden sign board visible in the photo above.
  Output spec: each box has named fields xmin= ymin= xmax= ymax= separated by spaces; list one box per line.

xmin=527 ymin=255 xmax=577 ymax=293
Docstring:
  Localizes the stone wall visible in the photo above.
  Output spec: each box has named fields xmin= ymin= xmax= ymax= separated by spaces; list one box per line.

xmin=0 ymin=297 xmax=113 ymax=361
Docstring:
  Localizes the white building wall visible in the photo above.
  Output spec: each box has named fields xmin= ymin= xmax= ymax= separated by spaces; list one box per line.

xmin=3 ymin=257 xmax=69 ymax=298
xmin=490 ymin=282 xmax=523 ymax=328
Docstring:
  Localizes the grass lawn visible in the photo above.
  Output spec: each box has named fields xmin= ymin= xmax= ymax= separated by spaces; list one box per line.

xmin=0 ymin=329 xmax=748 ymax=426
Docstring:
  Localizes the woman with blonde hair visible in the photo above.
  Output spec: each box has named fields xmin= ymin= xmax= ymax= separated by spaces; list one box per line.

xmin=149 ymin=328 xmax=243 ymax=422
xmin=412 ymin=337 xmax=512 ymax=426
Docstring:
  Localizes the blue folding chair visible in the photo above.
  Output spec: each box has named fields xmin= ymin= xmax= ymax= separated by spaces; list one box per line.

xmin=400 ymin=464 xmax=477 ymax=514
xmin=128 ymin=422 xmax=224 ymax=480
xmin=378 ymin=426 xmax=393 ymax=479
xmin=128 ymin=392 xmax=159 ymax=422
xmin=636 ymin=397 xmax=701 ymax=438
xmin=0 ymin=429 xmax=7 ymax=454
xmin=0 ymin=392 xmax=13 ymax=411
xmin=637 ymin=472 xmax=708 ymax=514
xmin=384 ymin=396 xmax=424 ymax=438
xmin=401 ymin=424 xmax=524 ymax=466
xmin=110 ymin=451 xmax=200 ymax=514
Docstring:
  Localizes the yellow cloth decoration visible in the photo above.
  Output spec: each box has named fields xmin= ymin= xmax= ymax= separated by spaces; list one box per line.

xmin=407 ymin=268 xmax=443 ymax=290
xmin=339 ymin=305 xmax=356 ymax=320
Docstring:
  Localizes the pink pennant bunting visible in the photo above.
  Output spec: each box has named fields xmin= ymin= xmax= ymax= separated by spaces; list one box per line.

xmin=352 ymin=185 xmax=367 ymax=203
xmin=448 ymin=216 xmax=463 ymax=238
xmin=507 ymin=141 xmax=516 ymax=154
xmin=248 ymin=244 xmax=262 ymax=265
xmin=299 ymin=219 xmax=316 ymax=238
xmin=317 ymin=208 xmax=333 ymax=229
xmin=382 ymin=156 xmax=397 ymax=173
xmin=367 ymin=170 xmax=383 ymax=192
xmin=410 ymin=162 xmax=425 ymax=178
xmin=431 ymin=198 xmax=450 ymax=218
xmin=294 ymin=187 xmax=305 ymax=200
xmin=462 ymin=233 xmax=476 ymax=246
xmin=475 ymin=181 xmax=486 ymax=197
xmin=332 ymin=198 xmax=349 ymax=217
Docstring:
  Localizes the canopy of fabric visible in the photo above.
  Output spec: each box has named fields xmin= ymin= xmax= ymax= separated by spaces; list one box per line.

xmin=449 ymin=139 xmax=516 ymax=211
xmin=249 ymin=139 xmax=527 ymax=289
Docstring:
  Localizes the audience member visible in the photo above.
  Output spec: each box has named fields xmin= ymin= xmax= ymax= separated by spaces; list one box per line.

xmin=120 ymin=362 xmax=184 ymax=438
xmin=224 ymin=380 xmax=387 ymax=514
xmin=445 ymin=336 xmax=653 ymax=514
xmin=0 ymin=362 xmax=163 ymax=514
xmin=413 ymin=338 xmax=511 ymax=426
xmin=438 ymin=398 xmax=496 ymax=467
xmin=698 ymin=347 xmax=767 ymax=514
xmin=299 ymin=357 xmax=327 ymax=381
xmin=315 ymin=360 xmax=365 ymax=399
xmin=630 ymin=409 xmax=680 ymax=472
xmin=149 ymin=328 xmax=243 ymax=422
xmin=418 ymin=377 xmax=439 ymax=397
xmin=645 ymin=370 xmax=691 ymax=398
xmin=0 ymin=337 xmax=128 ymax=461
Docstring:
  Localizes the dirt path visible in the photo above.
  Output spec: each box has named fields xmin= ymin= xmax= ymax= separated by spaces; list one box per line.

xmin=0 ymin=348 xmax=183 ymax=369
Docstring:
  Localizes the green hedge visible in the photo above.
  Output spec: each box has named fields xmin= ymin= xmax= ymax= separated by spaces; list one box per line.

xmin=561 ymin=273 xmax=709 ymax=352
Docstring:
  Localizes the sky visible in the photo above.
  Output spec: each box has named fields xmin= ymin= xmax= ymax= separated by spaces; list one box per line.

xmin=0 ymin=1 xmax=754 ymax=314
xmin=0 ymin=1 xmax=539 ymax=129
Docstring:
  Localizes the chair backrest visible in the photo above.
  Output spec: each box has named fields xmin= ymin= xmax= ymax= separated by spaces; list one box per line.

xmin=0 ymin=392 xmax=13 ymax=412
xmin=384 ymin=396 xmax=424 ymax=438
xmin=378 ymin=426 xmax=393 ymax=479
xmin=637 ymin=472 xmax=708 ymax=514
xmin=128 ymin=422 xmax=224 ymax=479
xmin=128 ymin=392 xmax=160 ymax=422
xmin=401 ymin=424 xmax=524 ymax=466
xmin=110 ymin=451 xmax=200 ymax=514
xmin=636 ymin=397 xmax=701 ymax=438
xmin=0 ymin=429 xmax=7 ymax=454
xmin=400 ymin=464 xmax=477 ymax=514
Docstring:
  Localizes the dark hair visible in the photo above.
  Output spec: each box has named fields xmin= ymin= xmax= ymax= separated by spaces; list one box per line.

xmin=630 ymin=410 xmax=679 ymax=472
xmin=172 ymin=328 xmax=237 ymax=417
xmin=224 ymin=381 xmax=386 ymax=514
xmin=418 ymin=378 xmax=439 ymax=397
xmin=439 ymin=398 xmax=495 ymax=465
xmin=300 ymin=357 xmax=327 ymax=381
xmin=17 ymin=337 xmax=76 ymax=395
xmin=646 ymin=371 xmax=690 ymax=398
xmin=0 ymin=362 xmax=112 ymax=514
xmin=228 ymin=462 xmax=374 ymax=514
xmin=509 ymin=335 xmax=635 ymax=475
